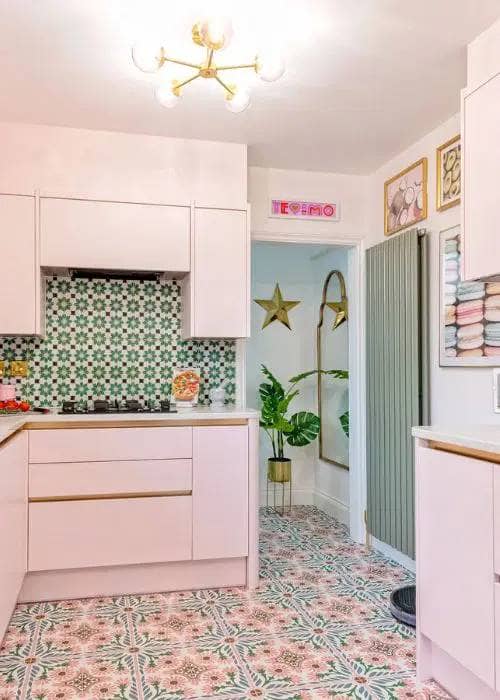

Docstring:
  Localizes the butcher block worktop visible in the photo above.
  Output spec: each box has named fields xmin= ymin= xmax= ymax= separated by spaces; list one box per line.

xmin=0 ymin=406 xmax=259 ymax=445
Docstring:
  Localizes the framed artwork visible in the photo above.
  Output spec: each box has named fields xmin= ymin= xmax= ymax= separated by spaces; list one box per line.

xmin=440 ymin=225 xmax=500 ymax=366
xmin=436 ymin=135 xmax=461 ymax=211
xmin=384 ymin=157 xmax=428 ymax=236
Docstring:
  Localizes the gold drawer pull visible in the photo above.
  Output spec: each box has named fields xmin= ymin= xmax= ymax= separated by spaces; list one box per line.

xmin=29 ymin=490 xmax=192 ymax=503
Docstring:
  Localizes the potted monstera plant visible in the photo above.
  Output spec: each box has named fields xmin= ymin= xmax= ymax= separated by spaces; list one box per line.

xmin=259 ymin=365 xmax=348 ymax=484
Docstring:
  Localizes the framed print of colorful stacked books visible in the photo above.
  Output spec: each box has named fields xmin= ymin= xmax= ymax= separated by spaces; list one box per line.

xmin=440 ymin=225 xmax=500 ymax=366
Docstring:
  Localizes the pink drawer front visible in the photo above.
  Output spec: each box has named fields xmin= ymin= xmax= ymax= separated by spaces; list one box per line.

xmin=29 ymin=459 xmax=192 ymax=499
xmin=28 ymin=496 xmax=192 ymax=571
xmin=28 ymin=427 xmax=192 ymax=463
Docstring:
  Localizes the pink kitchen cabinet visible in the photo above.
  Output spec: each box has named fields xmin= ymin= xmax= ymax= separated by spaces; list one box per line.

xmin=0 ymin=194 xmax=42 ymax=336
xmin=182 ymin=207 xmax=250 ymax=338
xmin=461 ymin=70 xmax=500 ymax=280
xmin=40 ymin=197 xmax=190 ymax=273
xmin=192 ymin=425 xmax=249 ymax=560
xmin=415 ymin=440 xmax=500 ymax=698
xmin=0 ymin=432 xmax=28 ymax=641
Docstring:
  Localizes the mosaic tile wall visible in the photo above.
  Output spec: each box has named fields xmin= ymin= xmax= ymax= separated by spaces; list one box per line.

xmin=0 ymin=277 xmax=236 ymax=407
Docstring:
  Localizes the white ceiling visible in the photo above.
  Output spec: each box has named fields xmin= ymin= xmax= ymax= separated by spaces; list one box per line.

xmin=0 ymin=0 xmax=498 ymax=174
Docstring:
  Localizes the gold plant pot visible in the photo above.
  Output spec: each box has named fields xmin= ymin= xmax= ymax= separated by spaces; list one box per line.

xmin=268 ymin=458 xmax=292 ymax=484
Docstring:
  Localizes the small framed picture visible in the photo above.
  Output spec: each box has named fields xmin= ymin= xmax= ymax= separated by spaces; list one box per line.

xmin=171 ymin=367 xmax=201 ymax=408
xmin=384 ymin=158 xmax=428 ymax=236
xmin=436 ymin=135 xmax=461 ymax=212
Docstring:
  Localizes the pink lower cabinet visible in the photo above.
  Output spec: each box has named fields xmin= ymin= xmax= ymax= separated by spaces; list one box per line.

xmin=21 ymin=420 xmax=255 ymax=602
xmin=416 ymin=442 xmax=499 ymax=698
xmin=29 ymin=496 xmax=192 ymax=570
xmin=0 ymin=433 xmax=28 ymax=641
xmin=193 ymin=425 xmax=248 ymax=560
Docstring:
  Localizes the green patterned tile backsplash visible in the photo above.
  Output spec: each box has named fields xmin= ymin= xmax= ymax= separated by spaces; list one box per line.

xmin=0 ymin=277 xmax=236 ymax=407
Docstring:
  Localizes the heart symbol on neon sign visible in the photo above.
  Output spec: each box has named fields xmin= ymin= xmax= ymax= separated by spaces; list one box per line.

xmin=289 ymin=202 xmax=301 ymax=215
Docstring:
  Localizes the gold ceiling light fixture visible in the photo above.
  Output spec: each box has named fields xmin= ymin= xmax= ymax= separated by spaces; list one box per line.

xmin=131 ymin=18 xmax=285 ymax=113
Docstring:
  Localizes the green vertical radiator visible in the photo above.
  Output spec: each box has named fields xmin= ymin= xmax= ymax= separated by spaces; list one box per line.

xmin=366 ymin=229 xmax=429 ymax=559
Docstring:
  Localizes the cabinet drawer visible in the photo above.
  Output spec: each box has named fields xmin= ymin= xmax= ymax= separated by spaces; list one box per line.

xmin=28 ymin=496 xmax=192 ymax=571
xmin=29 ymin=459 xmax=192 ymax=499
xmin=29 ymin=427 xmax=192 ymax=463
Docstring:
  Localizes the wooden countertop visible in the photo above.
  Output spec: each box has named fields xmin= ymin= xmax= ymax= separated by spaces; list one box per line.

xmin=0 ymin=407 xmax=259 ymax=445
xmin=413 ymin=425 xmax=500 ymax=462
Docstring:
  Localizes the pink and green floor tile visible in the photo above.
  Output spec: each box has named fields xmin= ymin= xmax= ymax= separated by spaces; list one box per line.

xmin=0 ymin=507 xmax=450 ymax=699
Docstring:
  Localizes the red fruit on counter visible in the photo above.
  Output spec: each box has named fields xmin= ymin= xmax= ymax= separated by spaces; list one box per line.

xmin=0 ymin=401 xmax=5 ymax=410
xmin=19 ymin=401 xmax=30 ymax=412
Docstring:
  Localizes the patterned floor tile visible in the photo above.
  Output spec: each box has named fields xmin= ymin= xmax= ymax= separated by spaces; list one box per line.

xmin=0 ymin=507 xmax=452 ymax=699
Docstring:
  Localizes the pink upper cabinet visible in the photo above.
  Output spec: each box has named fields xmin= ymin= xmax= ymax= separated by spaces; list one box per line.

xmin=461 ymin=72 xmax=500 ymax=281
xmin=182 ymin=207 xmax=250 ymax=339
xmin=0 ymin=123 xmax=247 ymax=210
xmin=40 ymin=198 xmax=190 ymax=273
xmin=0 ymin=194 xmax=42 ymax=336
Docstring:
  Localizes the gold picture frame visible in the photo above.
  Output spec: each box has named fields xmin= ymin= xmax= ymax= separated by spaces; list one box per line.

xmin=384 ymin=157 xmax=428 ymax=236
xmin=436 ymin=135 xmax=461 ymax=212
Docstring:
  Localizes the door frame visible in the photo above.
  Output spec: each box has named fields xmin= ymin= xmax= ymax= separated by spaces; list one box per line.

xmin=238 ymin=229 xmax=367 ymax=544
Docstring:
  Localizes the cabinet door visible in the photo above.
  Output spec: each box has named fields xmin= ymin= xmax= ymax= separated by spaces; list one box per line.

xmin=0 ymin=194 xmax=39 ymax=335
xmin=462 ymin=72 xmax=500 ymax=280
xmin=0 ymin=433 xmax=28 ymax=641
xmin=193 ymin=426 xmax=248 ymax=560
xmin=416 ymin=445 xmax=495 ymax=688
xmin=190 ymin=208 xmax=249 ymax=338
xmin=40 ymin=197 xmax=190 ymax=272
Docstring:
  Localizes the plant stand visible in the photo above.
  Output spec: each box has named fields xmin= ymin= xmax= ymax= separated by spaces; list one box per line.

xmin=267 ymin=458 xmax=292 ymax=516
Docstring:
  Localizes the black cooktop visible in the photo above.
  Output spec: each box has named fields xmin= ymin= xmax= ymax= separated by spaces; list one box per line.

xmin=59 ymin=399 xmax=177 ymax=415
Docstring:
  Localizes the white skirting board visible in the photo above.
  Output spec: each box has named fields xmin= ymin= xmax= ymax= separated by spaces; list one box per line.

xmin=259 ymin=488 xmax=349 ymax=524
xmin=370 ymin=536 xmax=416 ymax=573
xmin=314 ymin=489 xmax=349 ymax=526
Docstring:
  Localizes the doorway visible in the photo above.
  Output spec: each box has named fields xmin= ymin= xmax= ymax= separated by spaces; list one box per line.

xmin=244 ymin=238 xmax=365 ymax=540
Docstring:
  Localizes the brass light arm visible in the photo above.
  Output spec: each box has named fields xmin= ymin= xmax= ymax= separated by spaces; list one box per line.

xmin=206 ymin=48 xmax=214 ymax=68
xmin=174 ymin=72 xmax=202 ymax=90
xmin=215 ymin=75 xmax=235 ymax=95
xmin=217 ymin=63 xmax=257 ymax=71
xmin=164 ymin=57 xmax=202 ymax=70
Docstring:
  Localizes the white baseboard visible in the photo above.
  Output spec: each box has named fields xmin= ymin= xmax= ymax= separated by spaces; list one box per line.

xmin=260 ymin=488 xmax=314 ymax=507
xmin=370 ymin=536 xmax=416 ymax=573
xmin=314 ymin=489 xmax=349 ymax=526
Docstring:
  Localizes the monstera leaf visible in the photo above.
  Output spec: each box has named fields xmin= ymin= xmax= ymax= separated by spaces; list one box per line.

xmin=287 ymin=411 xmax=321 ymax=447
xmin=340 ymin=410 xmax=350 ymax=438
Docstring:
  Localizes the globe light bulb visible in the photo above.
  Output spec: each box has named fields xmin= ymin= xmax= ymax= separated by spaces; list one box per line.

xmin=255 ymin=52 xmax=285 ymax=82
xmin=131 ymin=43 xmax=165 ymax=73
xmin=155 ymin=83 xmax=181 ymax=109
xmin=226 ymin=88 xmax=250 ymax=113
xmin=199 ymin=17 xmax=233 ymax=50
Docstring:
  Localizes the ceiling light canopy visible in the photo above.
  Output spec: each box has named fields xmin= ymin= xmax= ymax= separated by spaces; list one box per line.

xmin=131 ymin=18 xmax=285 ymax=113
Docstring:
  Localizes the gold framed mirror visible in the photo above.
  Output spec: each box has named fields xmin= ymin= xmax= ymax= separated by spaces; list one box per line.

xmin=317 ymin=270 xmax=349 ymax=469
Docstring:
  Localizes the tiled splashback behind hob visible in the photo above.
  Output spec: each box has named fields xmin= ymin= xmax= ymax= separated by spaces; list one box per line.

xmin=0 ymin=277 xmax=236 ymax=407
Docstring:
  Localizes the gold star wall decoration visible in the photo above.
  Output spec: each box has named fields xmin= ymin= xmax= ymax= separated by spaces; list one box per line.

xmin=255 ymin=284 xmax=300 ymax=330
